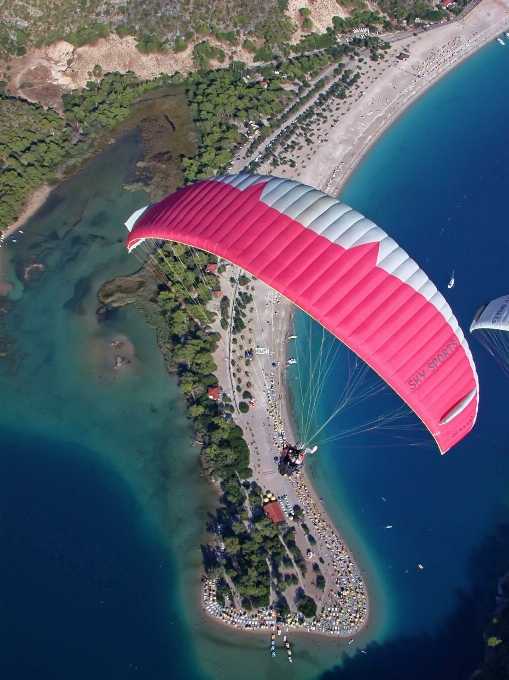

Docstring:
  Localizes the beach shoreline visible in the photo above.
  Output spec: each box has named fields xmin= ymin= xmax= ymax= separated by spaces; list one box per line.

xmin=331 ymin=8 xmax=509 ymax=196
xmin=1 ymin=184 xmax=53 ymax=240
xmin=248 ymin=0 xmax=509 ymax=195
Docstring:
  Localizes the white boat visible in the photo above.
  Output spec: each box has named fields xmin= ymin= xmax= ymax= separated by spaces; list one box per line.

xmin=497 ymin=37 xmax=505 ymax=45
xmin=448 ymin=271 xmax=455 ymax=289
xmin=506 ymin=33 xmax=509 ymax=39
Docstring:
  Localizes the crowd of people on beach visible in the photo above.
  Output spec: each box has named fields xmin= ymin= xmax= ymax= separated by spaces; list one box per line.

xmin=202 ymin=470 xmax=367 ymax=636
xmin=264 ymin=373 xmax=286 ymax=450
xmin=290 ymin=473 xmax=367 ymax=635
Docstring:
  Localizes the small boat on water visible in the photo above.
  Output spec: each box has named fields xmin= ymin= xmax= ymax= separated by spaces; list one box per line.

xmin=506 ymin=32 xmax=509 ymax=39
xmin=497 ymin=37 xmax=505 ymax=45
xmin=385 ymin=525 xmax=393 ymax=529
xmin=448 ymin=271 xmax=455 ymax=289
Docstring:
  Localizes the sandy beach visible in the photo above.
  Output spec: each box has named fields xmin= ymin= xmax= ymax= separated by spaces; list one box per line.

xmin=246 ymin=0 xmax=509 ymax=193
xmin=1 ymin=185 xmax=52 ymax=241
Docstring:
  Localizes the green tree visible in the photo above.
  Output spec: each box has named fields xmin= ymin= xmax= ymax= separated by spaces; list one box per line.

xmin=297 ymin=594 xmax=317 ymax=618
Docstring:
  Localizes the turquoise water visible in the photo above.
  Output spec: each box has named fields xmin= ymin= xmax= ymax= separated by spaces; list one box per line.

xmin=0 ymin=130 xmax=208 ymax=680
xmin=294 ymin=40 xmax=509 ymax=679
xmin=1 ymin=40 xmax=509 ymax=680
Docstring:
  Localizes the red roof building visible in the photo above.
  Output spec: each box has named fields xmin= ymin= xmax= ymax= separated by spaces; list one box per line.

xmin=207 ymin=386 xmax=221 ymax=400
xmin=206 ymin=263 xmax=218 ymax=274
xmin=213 ymin=290 xmax=222 ymax=298
xmin=264 ymin=501 xmax=285 ymax=523
xmin=440 ymin=0 xmax=453 ymax=7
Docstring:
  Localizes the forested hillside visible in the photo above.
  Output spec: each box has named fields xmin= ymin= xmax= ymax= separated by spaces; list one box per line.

xmin=0 ymin=0 xmax=291 ymax=58
xmin=0 ymin=0 xmax=456 ymax=61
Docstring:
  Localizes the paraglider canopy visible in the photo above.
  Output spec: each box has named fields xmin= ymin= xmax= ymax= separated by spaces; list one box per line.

xmin=125 ymin=173 xmax=479 ymax=453
xmin=471 ymin=296 xmax=509 ymax=332
xmin=470 ymin=295 xmax=509 ymax=377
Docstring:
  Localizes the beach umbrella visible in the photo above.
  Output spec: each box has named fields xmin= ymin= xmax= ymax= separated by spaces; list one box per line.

xmin=126 ymin=173 xmax=478 ymax=453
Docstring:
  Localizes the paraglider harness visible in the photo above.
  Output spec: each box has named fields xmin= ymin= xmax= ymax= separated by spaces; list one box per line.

xmin=278 ymin=445 xmax=305 ymax=476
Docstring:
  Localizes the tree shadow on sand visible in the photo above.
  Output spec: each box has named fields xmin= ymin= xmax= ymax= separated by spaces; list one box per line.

xmin=321 ymin=522 xmax=509 ymax=680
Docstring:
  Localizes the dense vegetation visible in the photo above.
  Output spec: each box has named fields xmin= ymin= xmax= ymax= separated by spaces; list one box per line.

xmin=0 ymin=0 xmax=464 ymax=61
xmin=0 ymin=71 xmax=181 ymax=231
xmin=0 ymin=0 xmax=293 ymax=57
xmin=0 ymin=93 xmax=74 ymax=227
xmin=182 ymin=64 xmax=293 ymax=182
xmin=152 ymin=242 xmax=253 ymax=483
xmin=62 ymin=71 xmax=169 ymax=132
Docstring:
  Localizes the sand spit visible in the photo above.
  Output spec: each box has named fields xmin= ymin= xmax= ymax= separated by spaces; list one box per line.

xmin=199 ymin=262 xmax=368 ymax=636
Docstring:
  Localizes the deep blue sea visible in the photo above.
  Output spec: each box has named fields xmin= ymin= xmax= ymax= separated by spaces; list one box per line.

xmin=1 ymin=38 xmax=509 ymax=680
xmin=295 ymin=39 xmax=509 ymax=679
xmin=0 ymin=431 xmax=188 ymax=680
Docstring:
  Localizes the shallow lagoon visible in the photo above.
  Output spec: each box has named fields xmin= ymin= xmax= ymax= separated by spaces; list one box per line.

xmin=0 ymin=129 xmax=210 ymax=680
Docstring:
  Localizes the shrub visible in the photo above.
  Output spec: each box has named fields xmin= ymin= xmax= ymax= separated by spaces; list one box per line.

xmin=174 ymin=37 xmax=188 ymax=52
xmin=239 ymin=401 xmax=249 ymax=413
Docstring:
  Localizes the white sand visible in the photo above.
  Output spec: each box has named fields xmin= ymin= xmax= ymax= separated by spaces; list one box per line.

xmin=252 ymin=0 xmax=509 ymax=193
